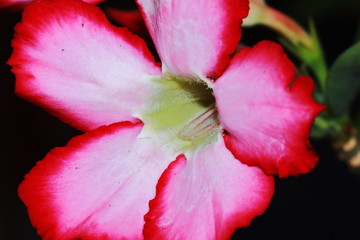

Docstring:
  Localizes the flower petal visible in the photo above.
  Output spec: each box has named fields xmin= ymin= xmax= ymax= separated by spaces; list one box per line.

xmin=214 ymin=40 xmax=324 ymax=177
xmin=143 ymin=137 xmax=274 ymax=240
xmin=136 ymin=0 xmax=249 ymax=79
xmin=8 ymin=0 xmax=160 ymax=131
xmin=18 ymin=121 xmax=174 ymax=240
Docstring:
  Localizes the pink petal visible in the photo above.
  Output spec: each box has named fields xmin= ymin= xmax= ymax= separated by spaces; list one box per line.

xmin=18 ymin=121 xmax=174 ymax=240
xmin=214 ymin=40 xmax=325 ymax=178
xmin=8 ymin=0 xmax=160 ymax=131
xmin=136 ymin=0 xmax=249 ymax=79
xmin=143 ymin=138 xmax=274 ymax=240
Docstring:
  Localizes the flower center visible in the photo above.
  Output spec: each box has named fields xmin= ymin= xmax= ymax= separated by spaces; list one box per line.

xmin=178 ymin=105 xmax=218 ymax=141
xmin=139 ymin=73 xmax=220 ymax=154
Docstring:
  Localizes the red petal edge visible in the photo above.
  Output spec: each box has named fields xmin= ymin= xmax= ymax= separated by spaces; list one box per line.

xmin=136 ymin=0 xmax=249 ymax=79
xmin=143 ymin=151 xmax=274 ymax=240
xmin=222 ymin=42 xmax=324 ymax=178
xmin=18 ymin=120 xmax=143 ymax=240
xmin=8 ymin=0 xmax=159 ymax=131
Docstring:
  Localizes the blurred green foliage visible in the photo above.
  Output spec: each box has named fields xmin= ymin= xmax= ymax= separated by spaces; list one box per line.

xmin=326 ymin=41 xmax=360 ymax=116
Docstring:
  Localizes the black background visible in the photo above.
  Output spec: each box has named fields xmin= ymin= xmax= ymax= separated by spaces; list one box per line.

xmin=1 ymin=0 xmax=360 ymax=239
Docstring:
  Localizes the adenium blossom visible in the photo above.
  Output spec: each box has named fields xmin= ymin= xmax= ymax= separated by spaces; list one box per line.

xmin=9 ymin=0 xmax=323 ymax=239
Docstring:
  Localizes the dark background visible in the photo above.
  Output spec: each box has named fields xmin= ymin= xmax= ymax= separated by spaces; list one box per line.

xmin=1 ymin=0 xmax=360 ymax=239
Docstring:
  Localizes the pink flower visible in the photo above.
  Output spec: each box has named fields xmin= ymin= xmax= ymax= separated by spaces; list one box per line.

xmin=9 ymin=0 xmax=324 ymax=239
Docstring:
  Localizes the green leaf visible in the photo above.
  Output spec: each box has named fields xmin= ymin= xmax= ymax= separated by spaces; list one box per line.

xmin=326 ymin=41 xmax=360 ymax=116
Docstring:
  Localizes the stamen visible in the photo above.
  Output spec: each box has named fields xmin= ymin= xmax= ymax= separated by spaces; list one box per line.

xmin=179 ymin=106 xmax=219 ymax=141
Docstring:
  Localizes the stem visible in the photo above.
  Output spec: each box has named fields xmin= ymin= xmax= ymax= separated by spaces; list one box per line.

xmin=304 ymin=22 xmax=328 ymax=92
xmin=262 ymin=7 xmax=314 ymax=49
